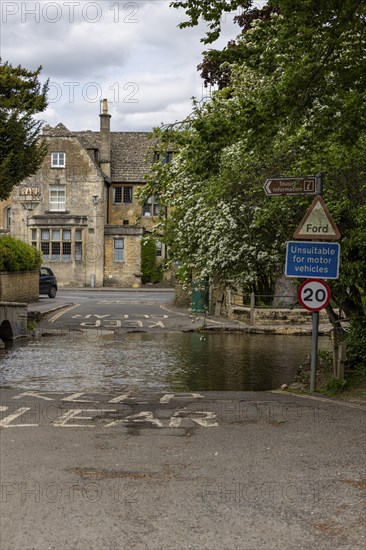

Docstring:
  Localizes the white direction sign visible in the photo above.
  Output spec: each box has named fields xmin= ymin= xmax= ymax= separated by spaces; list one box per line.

xmin=298 ymin=279 xmax=331 ymax=312
xmin=294 ymin=196 xmax=341 ymax=240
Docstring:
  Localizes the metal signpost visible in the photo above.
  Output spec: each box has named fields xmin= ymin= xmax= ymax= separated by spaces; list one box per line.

xmin=297 ymin=280 xmax=331 ymax=392
xmin=264 ymin=172 xmax=341 ymax=392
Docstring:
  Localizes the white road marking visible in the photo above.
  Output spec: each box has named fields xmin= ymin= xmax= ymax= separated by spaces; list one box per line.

xmin=80 ymin=320 xmax=101 ymax=327
xmin=49 ymin=304 xmax=81 ymax=323
xmin=62 ymin=392 xmax=96 ymax=403
xmin=0 ymin=407 xmax=38 ymax=428
xmin=144 ymin=315 xmax=168 ymax=319
xmin=53 ymin=409 xmax=114 ymax=427
xmin=148 ymin=321 xmax=165 ymax=328
xmin=168 ymin=411 xmax=218 ymax=428
xmin=108 ymin=394 xmax=131 ymax=403
xmin=160 ymin=393 xmax=204 ymax=403
xmin=125 ymin=320 xmax=143 ymax=328
xmin=12 ymin=392 xmax=54 ymax=401
xmin=106 ymin=411 xmax=163 ymax=428
xmin=104 ymin=320 xmax=122 ymax=327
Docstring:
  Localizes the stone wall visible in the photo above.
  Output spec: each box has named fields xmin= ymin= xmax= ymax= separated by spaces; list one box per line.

xmin=230 ymin=305 xmax=329 ymax=325
xmin=104 ymin=226 xmax=143 ymax=287
xmin=0 ymin=302 xmax=28 ymax=340
xmin=174 ymin=282 xmax=191 ymax=308
xmin=0 ymin=271 xmax=39 ymax=302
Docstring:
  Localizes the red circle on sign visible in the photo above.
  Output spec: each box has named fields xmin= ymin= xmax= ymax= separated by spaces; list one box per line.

xmin=298 ymin=279 xmax=331 ymax=312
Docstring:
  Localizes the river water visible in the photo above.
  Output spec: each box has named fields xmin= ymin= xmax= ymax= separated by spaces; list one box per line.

xmin=0 ymin=331 xmax=330 ymax=392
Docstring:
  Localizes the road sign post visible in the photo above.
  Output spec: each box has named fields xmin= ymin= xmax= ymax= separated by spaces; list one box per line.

xmin=297 ymin=279 xmax=332 ymax=392
xmin=310 ymin=312 xmax=319 ymax=393
xmin=266 ymin=172 xmax=341 ymax=393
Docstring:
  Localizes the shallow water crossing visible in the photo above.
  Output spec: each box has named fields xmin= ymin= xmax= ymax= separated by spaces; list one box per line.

xmin=0 ymin=331 xmax=330 ymax=393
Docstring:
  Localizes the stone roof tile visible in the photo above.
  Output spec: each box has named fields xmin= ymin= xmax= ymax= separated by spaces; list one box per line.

xmin=74 ymin=131 xmax=156 ymax=183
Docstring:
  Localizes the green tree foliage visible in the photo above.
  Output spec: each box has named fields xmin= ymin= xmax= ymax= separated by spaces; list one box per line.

xmin=0 ymin=236 xmax=42 ymax=272
xmin=141 ymin=235 xmax=163 ymax=284
xmin=0 ymin=61 xmax=48 ymax=200
xmin=144 ymin=0 xmax=366 ymax=366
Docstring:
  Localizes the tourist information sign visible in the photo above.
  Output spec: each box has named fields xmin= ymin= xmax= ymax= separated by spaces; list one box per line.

xmin=263 ymin=177 xmax=318 ymax=196
xmin=298 ymin=279 xmax=331 ymax=312
xmin=285 ymin=241 xmax=340 ymax=279
xmin=293 ymin=196 xmax=341 ymax=240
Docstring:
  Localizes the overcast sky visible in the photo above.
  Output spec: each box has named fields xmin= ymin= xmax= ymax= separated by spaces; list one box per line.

xmin=1 ymin=0 xmax=242 ymax=132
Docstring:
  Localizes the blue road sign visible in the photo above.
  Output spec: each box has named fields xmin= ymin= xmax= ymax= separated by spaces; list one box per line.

xmin=285 ymin=241 xmax=340 ymax=279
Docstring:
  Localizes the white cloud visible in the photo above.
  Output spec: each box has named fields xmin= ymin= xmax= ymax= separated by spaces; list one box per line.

xmin=1 ymin=0 xmax=239 ymax=131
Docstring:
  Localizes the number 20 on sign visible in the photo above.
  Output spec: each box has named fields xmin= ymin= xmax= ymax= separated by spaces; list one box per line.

xmin=298 ymin=279 xmax=331 ymax=312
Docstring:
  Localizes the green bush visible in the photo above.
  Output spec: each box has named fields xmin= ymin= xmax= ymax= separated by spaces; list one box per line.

xmin=0 ymin=236 xmax=42 ymax=272
xmin=325 ymin=377 xmax=347 ymax=393
xmin=346 ymin=318 xmax=366 ymax=370
xmin=141 ymin=235 xmax=163 ymax=284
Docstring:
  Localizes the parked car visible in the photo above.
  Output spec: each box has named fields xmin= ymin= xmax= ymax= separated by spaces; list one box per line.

xmin=39 ymin=267 xmax=58 ymax=298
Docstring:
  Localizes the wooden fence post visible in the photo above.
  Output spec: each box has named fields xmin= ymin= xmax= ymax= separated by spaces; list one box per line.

xmin=250 ymin=292 xmax=255 ymax=326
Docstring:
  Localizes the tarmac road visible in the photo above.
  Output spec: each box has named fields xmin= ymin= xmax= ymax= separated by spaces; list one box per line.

xmin=1 ymin=387 xmax=365 ymax=550
xmin=1 ymin=289 xmax=364 ymax=549
xmin=30 ymin=289 xmax=241 ymax=333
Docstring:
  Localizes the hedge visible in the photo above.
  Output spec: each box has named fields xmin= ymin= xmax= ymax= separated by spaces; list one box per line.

xmin=0 ymin=236 xmax=42 ymax=272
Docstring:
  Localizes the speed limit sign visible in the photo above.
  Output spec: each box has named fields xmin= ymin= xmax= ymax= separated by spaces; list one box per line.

xmin=298 ymin=279 xmax=331 ymax=312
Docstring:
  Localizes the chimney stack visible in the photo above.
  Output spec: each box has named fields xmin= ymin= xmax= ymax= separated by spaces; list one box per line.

xmin=99 ymin=99 xmax=111 ymax=178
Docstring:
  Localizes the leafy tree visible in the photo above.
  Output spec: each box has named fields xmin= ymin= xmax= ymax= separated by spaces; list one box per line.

xmin=0 ymin=61 xmax=48 ymax=200
xmin=144 ymin=1 xmax=366 ymax=366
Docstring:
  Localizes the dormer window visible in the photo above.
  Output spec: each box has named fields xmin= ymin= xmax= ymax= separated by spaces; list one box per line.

xmin=51 ymin=152 xmax=65 ymax=168
xmin=154 ymin=152 xmax=173 ymax=165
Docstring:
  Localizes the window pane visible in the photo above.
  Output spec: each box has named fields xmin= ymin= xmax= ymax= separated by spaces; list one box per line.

xmin=41 ymin=229 xmax=50 ymax=240
xmin=51 ymin=152 xmax=65 ymax=167
xmin=123 ymin=187 xmax=132 ymax=203
xmin=49 ymin=185 xmax=66 ymax=211
xmin=40 ymin=242 xmax=50 ymax=260
xmin=51 ymin=242 xmax=60 ymax=261
xmin=156 ymin=240 xmax=163 ymax=257
xmin=114 ymin=239 xmax=124 ymax=262
xmin=52 ymin=230 xmax=61 ymax=241
xmin=31 ymin=229 xmax=37 ymax=241
xmin=75 ymin=229 xmax=82 ymax=241
xmin=114 ymin=187 xmax=122 ymax=203
xmin=63 ymin=229 xmax=71 ymax=240
xmin=62 ymin=242 xmax=71 ymax=261
xmin=75 ymin=242 xmax=82 ymax=261
xmin=153 ymin=197 xmax=162 ymax=216
xmin=143 ymin=197 xmax=152 ymax=216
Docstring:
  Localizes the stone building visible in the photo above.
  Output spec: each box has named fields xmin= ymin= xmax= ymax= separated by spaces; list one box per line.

xmin=0 ymin=100 xmax=168 ymax=288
